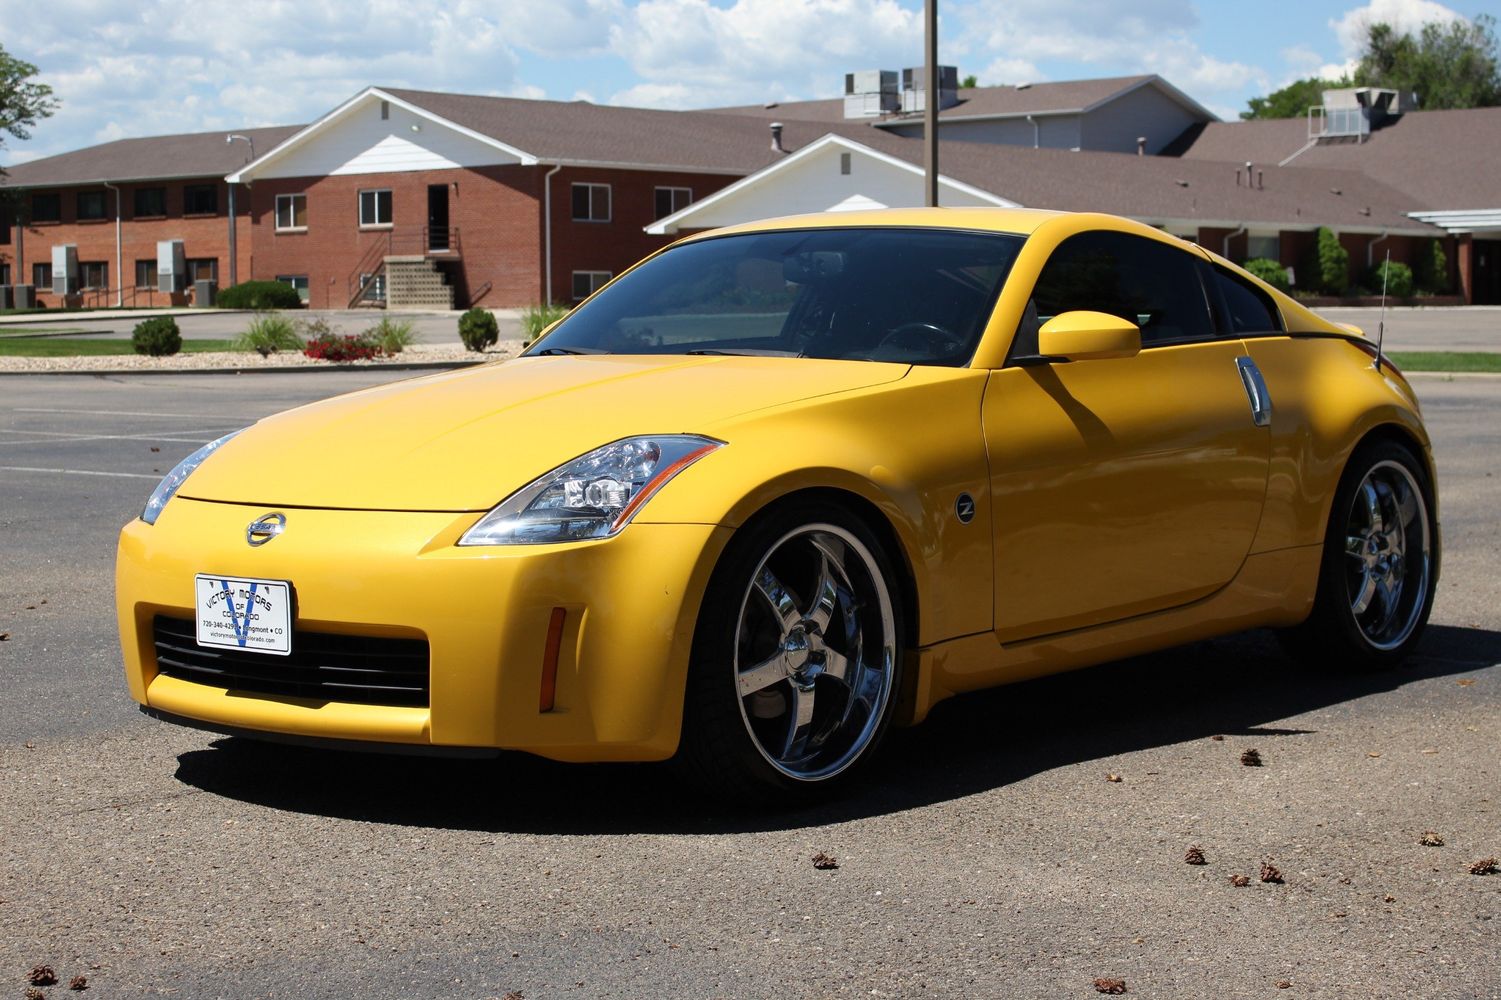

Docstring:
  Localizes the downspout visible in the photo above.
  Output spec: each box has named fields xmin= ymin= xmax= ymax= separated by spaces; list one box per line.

xmin=542 ymin=163 xmax=562 ymax=306
xmin=1027 ymin=114 xmax=1039 ymax=149
xmin=1222 ymin=224 xmax=1247 ymax=260
xmin=227 ymin=183 xmax=238 ymax=287
xmin=1367 ymin=229 xmax=1389 ymax=268
xmin=103 ymin=181 xmax=123 ymax=306
xmin=14 ymin=199 xmax=22 ymax=288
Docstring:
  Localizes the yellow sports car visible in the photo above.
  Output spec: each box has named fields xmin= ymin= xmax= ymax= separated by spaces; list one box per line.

xmin=117 ymin=209 xmax=1438 ymax=796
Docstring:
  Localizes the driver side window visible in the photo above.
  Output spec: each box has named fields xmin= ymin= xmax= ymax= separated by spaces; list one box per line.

xmin=1014 ymin=231 xmax=1216 ymax=358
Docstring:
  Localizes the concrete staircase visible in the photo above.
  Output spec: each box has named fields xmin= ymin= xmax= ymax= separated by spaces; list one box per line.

xmin=384 ymin=256 xmax=453 ymax=311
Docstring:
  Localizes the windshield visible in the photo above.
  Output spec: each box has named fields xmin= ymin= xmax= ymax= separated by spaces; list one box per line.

xmin=528 ymin=228 xmax=1025 ymax=366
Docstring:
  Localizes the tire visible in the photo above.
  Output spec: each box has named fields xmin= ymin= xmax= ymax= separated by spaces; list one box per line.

xmin=1279 ymin=437 xmax=1438 ymax=670
xmin=679 ymin=500 xmax=905 ymax=799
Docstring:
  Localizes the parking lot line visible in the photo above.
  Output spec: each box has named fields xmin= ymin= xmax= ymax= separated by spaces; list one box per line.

xmin=0 ymin=428 xmax=238 ymax=446
xmin=13 ymin=407 xmax=235 ymax=419
xmin=0 ymin=465 xmax=159 ymax=479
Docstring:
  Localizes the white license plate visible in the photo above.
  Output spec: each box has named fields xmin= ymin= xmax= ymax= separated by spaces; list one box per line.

xmin=194 ymin=575 xmax=293 ymax=655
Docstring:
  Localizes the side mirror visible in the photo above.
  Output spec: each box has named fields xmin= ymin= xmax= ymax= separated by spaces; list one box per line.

xmin=1037 ymin=311 xmax=1141 ymax=361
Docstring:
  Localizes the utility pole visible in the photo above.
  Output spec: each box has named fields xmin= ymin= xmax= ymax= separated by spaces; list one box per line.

xmin=923 ymin=0 xmax=938 ymax=207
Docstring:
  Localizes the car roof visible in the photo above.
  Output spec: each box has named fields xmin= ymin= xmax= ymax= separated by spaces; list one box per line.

xmin=687 ymin=207 xmax=1067 ymax=240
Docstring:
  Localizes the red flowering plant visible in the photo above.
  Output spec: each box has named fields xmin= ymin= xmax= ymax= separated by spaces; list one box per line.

xmin=300 ymin=318 xmax=385 ymax=362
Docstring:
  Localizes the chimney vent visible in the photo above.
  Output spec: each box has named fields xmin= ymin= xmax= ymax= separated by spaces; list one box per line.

xmin=1136 ymin=136 xmax=1147 ymax=156
xmin=769 ymin=122 xmax=786 ymax=153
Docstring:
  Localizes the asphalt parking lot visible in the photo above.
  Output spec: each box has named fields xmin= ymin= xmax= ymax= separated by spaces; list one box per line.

xmin=1 ymin=370 xmax=1497 ymax=999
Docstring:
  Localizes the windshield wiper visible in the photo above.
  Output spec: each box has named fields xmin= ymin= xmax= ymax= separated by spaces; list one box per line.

xmin=685 ymin=348 xmax=800 ymax=357
xmin=532 ymin=346 xmax=608 ymax=355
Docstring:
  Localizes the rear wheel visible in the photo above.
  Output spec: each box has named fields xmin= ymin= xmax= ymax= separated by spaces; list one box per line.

xmin=680 ymin=502 xmax=903 ymax=798
xmin=1280 ymin=438 xmax=1437 ymax=669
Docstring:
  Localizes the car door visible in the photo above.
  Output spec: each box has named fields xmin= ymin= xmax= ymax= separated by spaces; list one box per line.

xmin=983 ymin=230 xmax=1271 ymax=642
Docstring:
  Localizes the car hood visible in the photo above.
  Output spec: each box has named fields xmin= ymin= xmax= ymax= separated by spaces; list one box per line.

xmin=180 ymin=355 xmax=909 ymax=511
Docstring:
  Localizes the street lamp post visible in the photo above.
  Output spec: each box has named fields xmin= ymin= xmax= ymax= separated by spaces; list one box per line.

xmin=924 ymin=0 xmax=938 ymax=208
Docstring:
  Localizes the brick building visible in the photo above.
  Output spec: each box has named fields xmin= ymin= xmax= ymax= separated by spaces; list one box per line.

xmin=3 ymin=77 xmax=1497 ymax=308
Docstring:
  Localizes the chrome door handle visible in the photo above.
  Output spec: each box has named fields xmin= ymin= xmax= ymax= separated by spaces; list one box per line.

xmin=1235 ymin=356 xmax=1272 ymax=427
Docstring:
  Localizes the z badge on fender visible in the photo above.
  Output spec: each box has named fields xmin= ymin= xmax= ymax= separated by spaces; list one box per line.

xmin=194 ymin=575 xmax=292 ymax=655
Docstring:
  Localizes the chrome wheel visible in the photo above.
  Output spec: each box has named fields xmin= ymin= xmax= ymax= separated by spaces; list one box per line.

xmin=1342 ymin=460 xmax=1431 ymax=651
xmin=732 ymin=523 xmax=897 ymax=782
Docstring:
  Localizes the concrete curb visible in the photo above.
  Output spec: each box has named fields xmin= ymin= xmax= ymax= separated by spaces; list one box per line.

xmin=0 ymin=359 xmax=486 ymax=377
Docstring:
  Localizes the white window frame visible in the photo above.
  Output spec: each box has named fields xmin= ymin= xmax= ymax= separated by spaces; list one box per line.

xmin=358 ymin=189 xmax=393 ymax=229
xmin=134 ymin=259 xmax=158 ymax=290
xmin=572 ymin=183 xmax=611 ymax=223
xmin=276 ymin=274 xmax=310 ymax=303
xmin=275 ymin=194 xmax=308 ymax=232
xmin=571 ymin=270 xmax=612 ymax=300
xmin=360 ymin=272 xmax=387 ymax=302
xmin=79 ymin=261 xmax=108 ymax=290
xmin=33 ymin=262 xmax=52 ymax=288
xmin=654 ymin=186 xmax=692 ymax=218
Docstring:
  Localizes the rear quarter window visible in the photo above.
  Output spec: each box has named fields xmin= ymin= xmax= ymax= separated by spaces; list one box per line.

xmin=1213 ymin=265 xmax=1283 ymax=335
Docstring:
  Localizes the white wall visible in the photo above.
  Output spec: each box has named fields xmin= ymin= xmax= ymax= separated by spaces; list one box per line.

xmin=1079 ymin=84 xmax=1203 ymax=154
xmin=660 ymin=142 xmax=1001 ymax=232
xmin=886 ymin=115 xmax=1083 ymax=150
xmin=252 ymin=98 xmax=520 ymax=179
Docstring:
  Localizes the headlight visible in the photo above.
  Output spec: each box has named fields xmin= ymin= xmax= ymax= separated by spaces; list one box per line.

xmin=141 ymin=430 xmax=244 ymax=525
xmin=459 ymin=435 xmax=723 ymax=546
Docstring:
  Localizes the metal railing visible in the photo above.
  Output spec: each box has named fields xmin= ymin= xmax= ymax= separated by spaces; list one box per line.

xmin=346 ymin=226 xmax=460 ymax=307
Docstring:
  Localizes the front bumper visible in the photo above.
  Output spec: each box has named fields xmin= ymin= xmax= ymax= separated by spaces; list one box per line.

xmin=117 ymin=499 xmax=729 ymax=761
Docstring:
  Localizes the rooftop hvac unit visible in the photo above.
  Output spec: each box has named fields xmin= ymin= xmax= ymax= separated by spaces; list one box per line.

xmin=843 ymin=69 xmax=899 ymax=118
xmin=157 ymin=239 xmax=186 ymax=294
xmin=900 ymin=66 xmax=960 ymax=114
xmin=51 ymin=244 xmax=78 ymax=297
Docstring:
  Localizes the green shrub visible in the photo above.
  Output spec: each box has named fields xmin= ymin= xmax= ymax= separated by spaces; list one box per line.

xmin=1242 ymin=258 xmax=1290 ymax=292
xmin=131 ymin=316 xmax=182 ymax=357
xmin=1414 ymin=239 xmax=1448 ymax=294
xmin=458 ymin=307 xmax=499 ymax=352
xmin=520 ymin=304 xmax=570 ymax=347
xmin=233 ymin=312 xmax=302 ymax=356
xmin=364 ymin=315 xmax=417 ymax=355
xmin=1314 ymin=226 xmax=1349 ymax=295
xmin=217 ymin=280 xmax=304 ymax=310
xmin=1369 ymin=259 xmax=1414 ymax=299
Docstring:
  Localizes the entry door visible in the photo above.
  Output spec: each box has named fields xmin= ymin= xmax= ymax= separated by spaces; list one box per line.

xmin=984 ymin=230 xmax=1270 ymax=642
xmin=1476 ymin=240 xmax=1501 ymax=305
xmin=427 ymin=184 xmax=450 ymax=252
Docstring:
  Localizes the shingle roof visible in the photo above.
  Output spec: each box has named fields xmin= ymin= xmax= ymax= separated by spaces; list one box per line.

xmin=382 ymin=88 xmax=860 ymax=173
xmin=836 ymin=129 xmax=1439 ymax=234
xmin=1167 ymin=107 xmax=1501 ymax=210
xmin=709 ymin=75 xmax=1178 ymax=124
xmin=1 ymin=124 xmax=304 ymax=188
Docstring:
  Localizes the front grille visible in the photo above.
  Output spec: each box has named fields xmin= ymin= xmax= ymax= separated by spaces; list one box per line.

xmin=152 ymin=615 xmax=430 ymax=708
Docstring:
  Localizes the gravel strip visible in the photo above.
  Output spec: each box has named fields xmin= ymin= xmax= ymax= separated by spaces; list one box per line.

xmin=0 ymin=342 xmax=520 ymax=373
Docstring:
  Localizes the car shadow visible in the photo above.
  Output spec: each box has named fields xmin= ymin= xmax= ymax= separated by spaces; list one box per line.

xmin=171 ymin=624 xmax=1498 ymax=835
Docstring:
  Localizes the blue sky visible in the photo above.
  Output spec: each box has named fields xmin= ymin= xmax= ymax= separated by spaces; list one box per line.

xmin=2 ymin=0 xmax=1497 ymax=164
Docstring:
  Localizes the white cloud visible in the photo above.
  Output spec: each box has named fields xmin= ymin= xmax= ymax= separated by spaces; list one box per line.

xmin=1329 ymin=0 xmax=1467 ymax=58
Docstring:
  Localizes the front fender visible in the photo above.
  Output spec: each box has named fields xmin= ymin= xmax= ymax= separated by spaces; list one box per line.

xmin=637 ymin=366 xmax=995 ymax=646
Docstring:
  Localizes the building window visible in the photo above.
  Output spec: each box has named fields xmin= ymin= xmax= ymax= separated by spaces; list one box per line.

xmin=654 ymin=186 xmax=692 ymax=219
xmin=184 ymin=184 xmax=218 ymax=215
xmin=275 ymin=194 xmax=307 ymax=231
xmin=358 ymin=189 xmax=393 ymax=227
xmin=80 ymin=261 xmax=108 ymax=289
xmin=31 ymin=193 xmax=61 ymax=223
xmin=360 ymin=273 xmax=386 ymax=302
xmin=571 ymin=270 xmax=611 ymax=300
xmin=77 ymin=191 xmax=108 ymax=221
xmin=135 ymin=259 xmax=158 ymax=290
xmin=186 ymin=258 xmax=218 ymax=283
xmin=1 ymin=219 xmax=9 ymax=245
xmin=0 ymin=263 xmax=10 ymax=286
xmin=1246 ymin=233 xmax=1280 ymax=262
xmin=33 ymin=262 xmax=52 ymax=288
xmin=571 ymin=183 xmax=611 ymax=222
xmin=134 ymin=187 xmax=167 ymax=218
xmin=276 ymin=274 xmax=310 ymax=303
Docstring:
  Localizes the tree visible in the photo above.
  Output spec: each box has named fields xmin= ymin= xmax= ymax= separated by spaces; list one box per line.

xmin=1355 ymin=14 xmax=1501 ymax=109
xmin=1312 ymin=226 xmax=1349 ymax=295
xmin=0 ymin=44 xmax=57 ymax=171
xmin=1241 ymin=75 xmax=1351 ymax=120
xmin=960 ymin=74 xmax=978 ymax=89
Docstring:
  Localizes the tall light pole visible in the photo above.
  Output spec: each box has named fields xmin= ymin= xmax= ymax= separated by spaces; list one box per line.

xmin=924 ymin=0 xmax=938 ymax=207
xmin=225 ymin=134 xmax=255 ymax=288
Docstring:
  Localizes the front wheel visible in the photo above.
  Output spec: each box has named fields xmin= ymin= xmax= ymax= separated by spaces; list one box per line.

xmin=679 ymin=502 xmax=904 ymax=798
xmin=1280 ymin=438 xmax=1438 ymax=669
